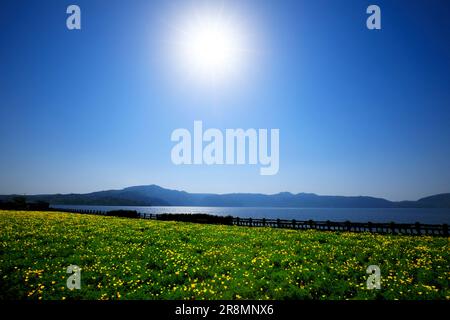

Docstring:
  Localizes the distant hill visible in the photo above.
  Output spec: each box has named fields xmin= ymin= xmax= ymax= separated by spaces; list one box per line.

xmin=1 ymin=185 xmax=449 ymax=208
xmin=0 ymin=186 xmax=170 ymax=206
xmin=417 ymin=194 xmax=450 ymax=208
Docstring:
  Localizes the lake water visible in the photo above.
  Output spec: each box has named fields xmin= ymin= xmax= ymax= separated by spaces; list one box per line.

xmin=51 ymin=205 xmax=450 ymax=224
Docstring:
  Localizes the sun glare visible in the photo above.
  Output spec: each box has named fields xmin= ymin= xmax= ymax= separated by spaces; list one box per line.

xmin=186 ymin=22 xmax=235 ymax=72
xmin=172 ymin=7 xmax=247 ymax=84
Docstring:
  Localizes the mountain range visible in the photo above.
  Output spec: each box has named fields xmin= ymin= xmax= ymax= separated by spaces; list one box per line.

xmin=1 ymin=185 xmax=450 ymax=208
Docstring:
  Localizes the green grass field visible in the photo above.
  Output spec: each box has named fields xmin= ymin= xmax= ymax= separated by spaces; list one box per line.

xmin=0 ymin=210 xmax=448 ymax=300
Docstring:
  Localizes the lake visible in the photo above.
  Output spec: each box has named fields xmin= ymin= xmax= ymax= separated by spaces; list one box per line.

xmin=51 ymin=205 xmax=450 ymax=224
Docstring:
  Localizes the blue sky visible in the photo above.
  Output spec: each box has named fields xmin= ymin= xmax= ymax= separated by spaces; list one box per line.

xmin=0 ymin=0 xmax=449 ymax=201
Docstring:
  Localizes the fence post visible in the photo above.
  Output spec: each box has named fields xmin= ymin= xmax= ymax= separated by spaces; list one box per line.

xmin=368 ymin=222 xmax=372 ymax=233
xmin=326 ymin=220 xmax=331 ymax=231
xmin=236 ymin=217 xmax=240 ymax=226
xmin=415 ymin=222 xmax=421 ymax=235
xmin=262 ymin=218 xmax=266 ymax=227
xmin=249 ymin=218 xmax=253 ymax=227
xmin=292 ymin=219 xmax=296 ymax=229
xmin=345 ymin=220 xmax=351 ymax=232
xmin=277 ymin=219 xmax=281 ymax=228
xmin=390 ymin=222 xmax=396 ymax=234
xmin=443 ymin=224 xmax=448 ymax=237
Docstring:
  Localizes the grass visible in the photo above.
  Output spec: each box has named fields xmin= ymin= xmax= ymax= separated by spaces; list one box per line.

xmin=0 ymin=210 xmax=448 ymax=300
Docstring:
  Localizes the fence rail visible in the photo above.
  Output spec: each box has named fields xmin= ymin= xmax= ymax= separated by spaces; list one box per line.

xmin=232 ymin=217 xmax=448 ymax=236
xmin=57 ymin=208 xmax=449 ymax=237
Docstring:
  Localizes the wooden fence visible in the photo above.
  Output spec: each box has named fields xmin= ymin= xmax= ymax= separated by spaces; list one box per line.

xmin=57 ymin=208 xmax=449 ymax=237
xmin=232 ymin=217 xmax=448 ymax=236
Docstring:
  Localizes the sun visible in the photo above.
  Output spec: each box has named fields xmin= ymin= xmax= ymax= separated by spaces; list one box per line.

xmin=172 ymin=7 xmax=246 ymax=84
xmin=185 ymin=21 xmax=236 ymax=73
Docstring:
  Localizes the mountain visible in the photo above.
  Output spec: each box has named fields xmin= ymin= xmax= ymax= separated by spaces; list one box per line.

xmin=417 ymin=194 xmax=450 ymax=208
xmin=1 ymin=185 xmax=449 ymax=208
xmin=0 ymin=186 xmax=170 ymax=206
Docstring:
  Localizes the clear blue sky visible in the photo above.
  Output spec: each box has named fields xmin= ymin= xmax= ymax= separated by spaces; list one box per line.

xmin=0 ymin=0 xmax=449 ymax=201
